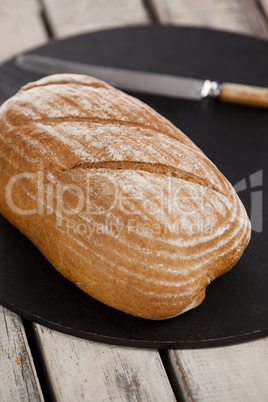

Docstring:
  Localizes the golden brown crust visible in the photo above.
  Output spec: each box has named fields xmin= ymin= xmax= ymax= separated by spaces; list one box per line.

xmin=0 ymin=74 xmax=251 ymax=320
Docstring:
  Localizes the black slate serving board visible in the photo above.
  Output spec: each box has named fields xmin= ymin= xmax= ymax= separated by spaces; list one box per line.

xmin=0 ymin=26 xmax=267 ymax=348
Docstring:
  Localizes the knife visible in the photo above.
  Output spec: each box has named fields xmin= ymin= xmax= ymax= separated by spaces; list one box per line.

xmin=15 ymin=54 xmax=268 ymax=108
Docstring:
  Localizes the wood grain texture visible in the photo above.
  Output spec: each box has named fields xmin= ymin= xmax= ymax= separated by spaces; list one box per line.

xmin=0 ymin=0 xmax=47 ymax=63
xmin=164 ymin=337 xmax=268 ymax=401
xmin=220 ymin=82 xmax=268 ymax=108
xmin=33 ymin=323 xmax=176 ymax=401
xmin=0 ymin=306 xmax=44 ymax=402
xmin=260 ymin=0 xmax=268 ymax=19
xmin=41 ymin=0 xmax=150 ymax=38
xmin=148 ymin=0 xmax=268 ymax=38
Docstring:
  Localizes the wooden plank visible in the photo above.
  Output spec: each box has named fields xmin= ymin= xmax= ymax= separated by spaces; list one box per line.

xmin=163 ymin=337 xmax=268 ymax=402
xmin=260 ymin=0 xmax=268 ymax=20
xmin=33 ymin=323 xmax=176 ymax=401
xmin=0 ymin=0 xmax=47 ymax=63
xmin=0 ymin=306 xmax=44 ymax=402
xmin=41 ymin=0 xmax=150 ymax=38
xmin=148 ymin=0 xmax=268 ymax=38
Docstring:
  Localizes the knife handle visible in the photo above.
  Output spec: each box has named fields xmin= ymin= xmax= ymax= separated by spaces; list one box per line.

xmin=220 ymin=82 xmax=268 ymax=108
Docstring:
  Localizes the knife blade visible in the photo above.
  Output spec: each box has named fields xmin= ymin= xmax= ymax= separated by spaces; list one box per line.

xmin=15 ymin=54 xmax=268 ymax=108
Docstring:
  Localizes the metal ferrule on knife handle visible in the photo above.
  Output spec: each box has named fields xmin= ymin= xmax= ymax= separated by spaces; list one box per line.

xmin=201 ymin=80 xmax=221 ymax=98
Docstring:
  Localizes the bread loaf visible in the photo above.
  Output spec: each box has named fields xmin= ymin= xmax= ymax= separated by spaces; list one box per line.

xmin=0 ymin=74 xmax=251 ymax=320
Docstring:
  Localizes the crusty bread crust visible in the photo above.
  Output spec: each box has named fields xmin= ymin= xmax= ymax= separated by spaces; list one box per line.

xmin=0 ymin=74 xmax=251 ymax=319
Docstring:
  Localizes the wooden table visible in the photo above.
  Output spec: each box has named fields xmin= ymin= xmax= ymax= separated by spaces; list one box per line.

xmin=1 ymin=1 xmax=268 ymax=400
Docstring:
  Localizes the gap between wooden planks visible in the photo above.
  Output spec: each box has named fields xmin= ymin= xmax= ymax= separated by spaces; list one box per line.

xmin=32 ymin=323 xmax=176 ymax=402
xmin=0 ymin=306 xmax=44 ymax=402
xmin=162 ymin=337 xmax=268 ymax=401
xmin=147 ymin=0 xmax=268 ymax=39
xmin=0 ymin=0 xmax=47 ymax=63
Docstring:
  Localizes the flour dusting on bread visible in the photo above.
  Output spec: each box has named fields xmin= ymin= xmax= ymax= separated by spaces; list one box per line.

xmin=0 ymin=74 xmax=251 ymax=319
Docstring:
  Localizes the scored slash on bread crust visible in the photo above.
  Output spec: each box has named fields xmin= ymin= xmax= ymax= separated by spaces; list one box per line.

xmin=0 ymin=74 xmax=251 ymax=320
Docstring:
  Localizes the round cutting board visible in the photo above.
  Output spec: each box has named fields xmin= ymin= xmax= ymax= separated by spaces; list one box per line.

xmin=0 ymin=26 xmax=267 ymax=348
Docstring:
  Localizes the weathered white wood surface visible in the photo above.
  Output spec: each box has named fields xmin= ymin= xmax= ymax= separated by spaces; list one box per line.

xmin=0 ymin=306 xmax=44 ymax=402
xmin=164 ymin=337 xmax=268 ymax=401
xmin=260 ymin=0 xmax=268 ymax=19
xmin=0 ymin=0 xmax=47 ymax=63
xmin=33 ymin=323 xmax=176 ymax=402
xmin=148 ymin=0 xmax=268 ymax=38
xmin=41 ymin=0 xmax=150 ymax=38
